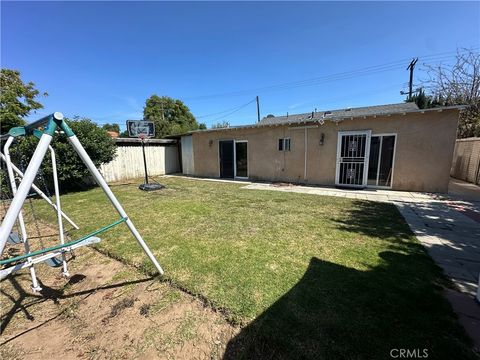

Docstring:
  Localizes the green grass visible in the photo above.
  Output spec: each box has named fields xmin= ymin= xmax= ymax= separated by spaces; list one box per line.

xmin=32 ymin=177 xmax=475 ymax=359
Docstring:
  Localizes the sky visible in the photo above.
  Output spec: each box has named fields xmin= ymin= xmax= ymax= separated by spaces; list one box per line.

xmin=1 ymin=1 xmax=479 ymax=131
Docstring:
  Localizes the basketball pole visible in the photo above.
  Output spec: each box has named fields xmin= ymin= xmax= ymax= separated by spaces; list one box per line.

xmin=126 ymin=120 xmax=164 ymax=192
xmin=141 ymin=137 xmax=149 ymax=185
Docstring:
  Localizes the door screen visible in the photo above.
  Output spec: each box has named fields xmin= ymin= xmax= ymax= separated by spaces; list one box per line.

xmin=337 ymin=132 xmax=370 ymax=187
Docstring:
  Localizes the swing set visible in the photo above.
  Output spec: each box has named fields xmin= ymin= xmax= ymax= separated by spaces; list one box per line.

xmin=0 ymin=112 xmax=164 ymax=291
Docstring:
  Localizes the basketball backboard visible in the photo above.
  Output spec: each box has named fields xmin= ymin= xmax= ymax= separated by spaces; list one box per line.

xmin=126 ymin=120 xmax=155 ymax=138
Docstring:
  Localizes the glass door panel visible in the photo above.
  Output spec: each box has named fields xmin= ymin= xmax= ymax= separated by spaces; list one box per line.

xmin=367 ymin=135 xmax=396 ymax=187
xmin=367 ymin=136 xmax=380 ymax=186
xmin=378 ymin=136 xmax=395 ymax=187
xmin=235 ymin=141 xmax=248 ymax=178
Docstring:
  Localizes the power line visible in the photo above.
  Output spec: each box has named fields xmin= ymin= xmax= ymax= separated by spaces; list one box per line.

xmin=84 ymin=47 xmax=479 ymax=126
xmin=182 ymin=63 xmax=407 ymax=101
xmin=264 ymin=83 xmax=405 ymax=117
xmin=210 ymin=98 xmax=257 ymax=122
xmin=93 ymin=54 xmax=471 ymax=126
xmin=181 ymin=48 xmax=478 ymax=101
xmin=195 ymin=98 xmax=256 ymax=119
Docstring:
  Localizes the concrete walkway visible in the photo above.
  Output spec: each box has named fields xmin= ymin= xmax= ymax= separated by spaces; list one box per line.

xmin=394 ymin=200 xmax=480 ymax=295
xmin=244 ymin=182 xmax=435 ymax=203
xmin=449 ymin=178 xmax=480 ymax=202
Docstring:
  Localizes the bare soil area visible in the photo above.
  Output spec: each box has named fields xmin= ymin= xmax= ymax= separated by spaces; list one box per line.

xmin=1 ymin=243 xmax=238 ymax=359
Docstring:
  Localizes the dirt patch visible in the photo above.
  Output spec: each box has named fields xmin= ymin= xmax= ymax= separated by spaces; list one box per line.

xmin=1 ymin=243 xmax=238 ymax=359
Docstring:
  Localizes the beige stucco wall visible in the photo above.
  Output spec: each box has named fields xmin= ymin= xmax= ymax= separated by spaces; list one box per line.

xmin=192 ymin=109 xmax=459 ymax=192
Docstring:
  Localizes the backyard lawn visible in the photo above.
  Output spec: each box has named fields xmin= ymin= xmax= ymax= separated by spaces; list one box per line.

xmin=33 ymin=177 xmax=475 ymax=359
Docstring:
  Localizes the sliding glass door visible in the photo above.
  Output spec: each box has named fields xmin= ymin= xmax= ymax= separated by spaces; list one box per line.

xmin=219 ymin=140 xmax=248 ymax=179
xmin=367 ymin=135 xmax=396 ymax=187
xmin=235 ymin=141 xmax=248 ymax=178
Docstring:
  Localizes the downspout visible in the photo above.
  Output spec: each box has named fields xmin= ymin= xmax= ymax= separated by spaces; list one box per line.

xmin=290 ymin=124 xmax=319 ymax=183
xmin=304 ymin=127 xmax=307 ymax=182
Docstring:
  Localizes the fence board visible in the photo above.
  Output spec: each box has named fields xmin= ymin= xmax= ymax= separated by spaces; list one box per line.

xmin=451 ymin=137 xmax=480 ymax=185
xmin=100 ymin=145 xmax=180 ymax=183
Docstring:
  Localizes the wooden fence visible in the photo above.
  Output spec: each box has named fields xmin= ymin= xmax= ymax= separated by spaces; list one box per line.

xmin=99 ymin=139 xmax=180 ymax=183
xmin=451 ymin=137 xmax=480 ymax=185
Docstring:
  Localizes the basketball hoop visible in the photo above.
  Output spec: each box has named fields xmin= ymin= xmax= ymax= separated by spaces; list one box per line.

xmin=126 ymin=120 xmax=155 ymax=138
xmin=125 ymin=120 xmax=164 ymax=192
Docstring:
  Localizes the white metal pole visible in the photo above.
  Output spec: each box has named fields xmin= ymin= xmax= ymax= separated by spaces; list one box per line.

xmin=477 ymin=274 xmax=480 ymax=303
xmin=0 ymin=133 xmax=53 ymax=255
xmin=49 ymin=145 xmax=69 ymax=276
xmin=3 ymin=137 xmax=42 ymax=291
xmin=0 ymin=152 xmax=79 ymax=229
xmin=67 ymin=135 xmax=164 ymax=275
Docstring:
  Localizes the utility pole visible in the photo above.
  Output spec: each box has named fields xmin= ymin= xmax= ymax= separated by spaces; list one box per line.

xmin=407 ymin=58 xmax=418 ymax=101
xmin=256 ymin=96 xmax=260 ymax=122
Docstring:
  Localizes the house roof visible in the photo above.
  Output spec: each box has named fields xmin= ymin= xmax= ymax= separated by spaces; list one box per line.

xmin=172 ymin=102 xmax=465 ymax=136
xmin=115 ymin=137 xmax=177 ymax=145
xmin=258 ymin=102 xmax=419 ymax=126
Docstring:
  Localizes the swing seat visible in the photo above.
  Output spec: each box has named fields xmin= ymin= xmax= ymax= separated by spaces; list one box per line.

xmin=44 ymin=256 xmax=63 ymax=267
xmin=42 ymin=236 xmax=102 ymax=267
xmin=0 ymin=236 xmax=103 ymax=280
xmin=7 ymin=233 xmax=21 ymax=245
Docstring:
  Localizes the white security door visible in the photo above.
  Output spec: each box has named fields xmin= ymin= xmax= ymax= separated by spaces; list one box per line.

xmin=335 ymin=131 xmax=371 ymax=187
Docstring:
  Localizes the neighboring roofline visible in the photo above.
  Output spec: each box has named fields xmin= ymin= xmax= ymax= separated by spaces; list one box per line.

xmin=115 ymin=137 xmax=177 ymax=144
xmin=165 ymin=133 xmax=188 ymax=139
xmin=179 ymin=105 xmax=466 ymax=135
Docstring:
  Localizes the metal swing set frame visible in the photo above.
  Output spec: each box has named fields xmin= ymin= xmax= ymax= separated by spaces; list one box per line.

xmin=0 ymin=112 xmax=164 ymax=291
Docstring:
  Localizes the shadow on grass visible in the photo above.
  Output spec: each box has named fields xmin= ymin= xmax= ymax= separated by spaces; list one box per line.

xmin=224 ymin=252 xmax=475 ymax=360
xmin=225 ymin=199 xmax=475 ymax=359
xmin=331 ymin=200 xmax=417 ymax=244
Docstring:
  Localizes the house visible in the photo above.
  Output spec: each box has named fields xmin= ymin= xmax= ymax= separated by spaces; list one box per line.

xmin=179 ymin=103 xmax=463 ymax=192
xmin=106 ymin=131 xmax=119 ymax=138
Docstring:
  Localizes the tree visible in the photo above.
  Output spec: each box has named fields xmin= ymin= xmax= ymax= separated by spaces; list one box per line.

xmin=421 ymin=49 xmax=480 ymax=138
xmin=211 ymin=121 xmax=230 ymax=129
xmin=119 ymin=129 xmax=130 ymax=138
xmin=16 ymin=117 xmax=116 ymax=191
xmin=143 ymin=95 xmax=202 ymax=137
xmin=405 ymin=88 xmax=432 ymax=109
xmin=0 ymin=69 xmax=47 ymax=134
xmin=102 ymin=123 xmax=120 ymax=133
